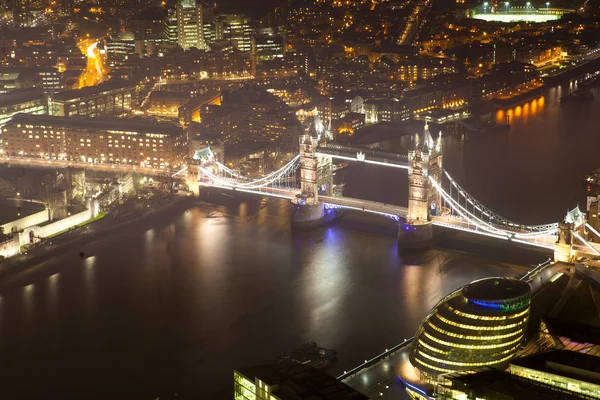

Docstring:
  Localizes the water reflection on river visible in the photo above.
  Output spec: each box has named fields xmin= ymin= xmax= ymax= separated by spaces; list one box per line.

xmin=0 ymin=82 xmax=598 ymax=399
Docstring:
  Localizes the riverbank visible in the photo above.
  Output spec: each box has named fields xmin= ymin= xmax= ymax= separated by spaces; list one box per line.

xmin=0 ymin=194 xmax=195 ymax=280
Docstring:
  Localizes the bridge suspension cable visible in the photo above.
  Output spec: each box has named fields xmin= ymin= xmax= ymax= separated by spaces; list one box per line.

xmin=200 ymin=156 xmax=300 ymax=190
xmin=442 ymin=170 xmax=558 ymax=232
xmin=431 ymin=176 xmax=557 ymax=240
xmin=215 ymin=156 xmax=300 ymax=185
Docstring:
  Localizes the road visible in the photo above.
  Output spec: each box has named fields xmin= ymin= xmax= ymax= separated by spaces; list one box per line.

xmin=1 ymin=156 xmax=175 ymax=176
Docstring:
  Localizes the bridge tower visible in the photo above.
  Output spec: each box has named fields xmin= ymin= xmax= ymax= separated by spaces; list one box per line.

xmin=290 ymin=134 xmax=330 ymax=227
xmin=398 ymin=123 xmax=443 ymax=249
xmin=554 ymin=221 xmax=573 ymax=263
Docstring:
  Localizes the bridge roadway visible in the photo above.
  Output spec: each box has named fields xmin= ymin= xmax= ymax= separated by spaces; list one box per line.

xmin=198 ymin=181 xmax=558 ymax=250
xmin=315 ymin=143 xmax=409 ymax=168
xmin=320 ymin=196 xmax=408 ymax=218
xmin=1 ymin=155 xmax=168 ymax=176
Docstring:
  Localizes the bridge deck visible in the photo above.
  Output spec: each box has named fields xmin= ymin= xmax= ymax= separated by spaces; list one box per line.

xmin=315 ymin=143 xmax=409 ymax=168
xmin=320 ymin=196 xmax=408 ymax=218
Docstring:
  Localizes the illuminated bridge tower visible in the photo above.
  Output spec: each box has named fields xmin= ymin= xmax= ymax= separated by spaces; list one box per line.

xmin=554 ymin=207 xmax=585 ymax=262
xmin=290 ymin=134 xmax=332 ymax=227
xmin=398 ymin=123 xmax=443 ymax=249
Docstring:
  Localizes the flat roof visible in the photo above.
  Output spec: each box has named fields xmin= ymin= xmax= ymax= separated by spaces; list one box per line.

xmin=53 ymin=80 xmax=134 ymax=102
xmin=6 ymin=113 xmax=183 ymax=136
xmin=462 ymin=277 xmax=530 ymax=302
xmin=0 ymin=88 xmax=44 ymax=108
xmin=511 ymin=350 xmax=600 ymax=385
xmin=444 ymin=368 xmax=583 ymax=400
xmin=545 ymin=317 xmax=600 ymax=346
xmin=236 ymin=363 xmax=368 ymax=400
xmin=149 ymin=91 xmax=190 ymax=101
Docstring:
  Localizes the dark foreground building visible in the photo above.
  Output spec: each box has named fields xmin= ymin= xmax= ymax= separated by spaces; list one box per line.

xmin=234 ymin=363 xmax=368 ymax=400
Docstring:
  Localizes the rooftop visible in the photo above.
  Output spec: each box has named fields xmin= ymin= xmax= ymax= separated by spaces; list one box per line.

xmin=442 ymin=368 xmax=583 ymax=400
xmin=53 ymin=80 xmax=134 ymax=102
xmin=511 ymin=350 xmax=600 ymax=385
xmin=0 ymin=88 xmax=44 ymax=108
xmin=237 ymin=363 xmax=368 ymax=400
xmin=462 ymin=277 xmax=530 ymax=302
xmin=6 ymin=114 xmax=183 ymax=136
xmin=545 ymin=317 xmax=600 ymax=346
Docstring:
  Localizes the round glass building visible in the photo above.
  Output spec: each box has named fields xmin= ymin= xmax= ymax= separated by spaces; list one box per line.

xmin=410 ymin=277 xmax=531 ymax=380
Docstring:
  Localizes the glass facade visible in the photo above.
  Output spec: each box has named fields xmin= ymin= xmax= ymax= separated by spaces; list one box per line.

xmin=410 ymin=278 xmax=530 ymax=379
xmin=511 ymin=365 xmax=600 ymax=399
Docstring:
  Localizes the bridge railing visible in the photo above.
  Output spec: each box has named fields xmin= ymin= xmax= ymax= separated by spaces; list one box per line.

xmin=336 ymin=336 xmax=415 ymax=382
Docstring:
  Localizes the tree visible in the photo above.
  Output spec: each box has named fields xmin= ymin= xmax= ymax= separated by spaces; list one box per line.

xmin=0 ymin=178 xmax=15 ymax=199
xmin=40 ymin=174 xmax=62 ymax=221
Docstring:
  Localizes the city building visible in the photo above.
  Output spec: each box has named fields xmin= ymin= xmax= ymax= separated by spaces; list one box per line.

xmin=50 ymin=80 xmax=136 ymax=117
xmin=176 ymin=0 xmax=205 ymax=50
xmin=363 ymin=99 xmax=410 ymax=124
xmin=104 ymin=32 xmax=142 ymax=68
xmin=511 ymin=351 xmax=600 ymax=398
xmin=146 ymin=91 xmax=191 ymax=117
xmin=2 ymin=113 xmax=187 ymax=168
xmin=234 ymin=363 xmax=368 ymax=400
xmin=214 ymin=14 xmax=252 ymax=52
xmin=391 ymin=56 xmax=458 ymax=83
xmin=410 ymin=277 xmax=531 ymax=381
xmin=59 ymin=0 xmax=73 ymax=16
xmin=437 ymin=367 xmax=585 ymax=400
xmin=251 ymin=34 xmax=285 ymax=63
xmin=201 ymin=86 xmax=302 ymax=148
xmin=0 ymin=87 xmax=46 ymax=129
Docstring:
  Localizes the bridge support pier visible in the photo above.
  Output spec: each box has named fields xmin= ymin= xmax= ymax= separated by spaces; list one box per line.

xmin=397 ymin=219 xmax=433 ymax=250
xmin=290 ymin=200 xmax=337 ymax=229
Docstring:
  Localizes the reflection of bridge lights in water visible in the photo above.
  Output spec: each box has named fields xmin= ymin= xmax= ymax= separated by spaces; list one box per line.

xmin=495 ymin=96 xmax=545 ymax=123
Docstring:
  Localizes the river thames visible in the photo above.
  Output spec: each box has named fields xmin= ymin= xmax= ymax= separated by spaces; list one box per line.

xmin=0 ymin=83 xmax=598 ymax=399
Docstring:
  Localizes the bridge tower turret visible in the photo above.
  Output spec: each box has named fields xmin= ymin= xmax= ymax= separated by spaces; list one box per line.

xmin=399 ymin=122 xmax=442 ymax=249
xmin=290 ymin=134 xmax=329 ymax=228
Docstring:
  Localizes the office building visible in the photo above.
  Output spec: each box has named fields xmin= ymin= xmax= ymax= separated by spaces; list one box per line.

xmin=437 ymin=368 xmax=584 ymax=400
xmin=146 ymin=91 xmax=191 ymax=117
xmin=176 ymin=0 xmax=204 ymax=50
xmin=59 ymin=0 xmax=73 ymax=16
xmin=511 ymin=350 xmax=600 ymax=398
xmin=50 ymin=80 xmax=136 ymax=117
xmin=410 ymin=277 xmax=531 ymax=381
xmin=234 ymin=363 xmax=368 ymax=400
xmin=105 ymin=32 xmax=140 ymax=67
xmin=0 ymin=87 xmax=46 ymax=128
xmin=214 ymin=14 xmax=252 ymax=52
xmin=2 ymin=113 xmax=187 ymax=168
xmin=201 ymin=86 xmax=302 ymax=148
xmin=251 ymin=34 xmax=285 ymax=62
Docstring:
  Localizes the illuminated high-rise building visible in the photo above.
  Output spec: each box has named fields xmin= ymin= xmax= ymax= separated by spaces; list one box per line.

xmin=12 ymin=0 xmax=27 ymax=27
xmin=410 ymin=277 xmax=531 ymax=382
xmin=176 ymin=0 xmax=204 ymax=50
xmin=214 ymin=14 xmax=252 ymax=52
xmin=59 ymin=0 xmax=73 ymax=16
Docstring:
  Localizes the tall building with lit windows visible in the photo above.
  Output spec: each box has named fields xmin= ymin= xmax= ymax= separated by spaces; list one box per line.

xmin=214 ymin=14 xmax=252 ymax=52
xmin=410 ymin=277 xmax=531 ymax=381
xmin=176 ymin=0 xmax=205 ymax=50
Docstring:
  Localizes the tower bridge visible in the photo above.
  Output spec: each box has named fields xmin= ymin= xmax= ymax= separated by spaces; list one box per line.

xmin=186 ymin=123 xmax=600 ymax=262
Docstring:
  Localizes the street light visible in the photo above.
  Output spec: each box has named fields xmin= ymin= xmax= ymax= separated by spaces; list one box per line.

xmin=526 ymin=1 xmax=531 ymax=6
xmin=505 ymin=1 xmax=509 ymax=13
